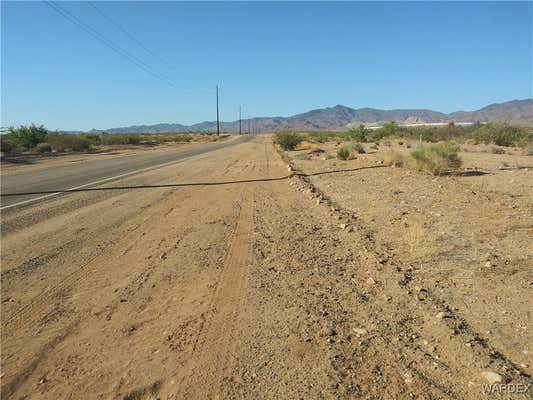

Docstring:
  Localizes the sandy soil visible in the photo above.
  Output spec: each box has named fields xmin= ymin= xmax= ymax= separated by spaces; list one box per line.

xmin=1 ymin=137 xmax=532 ymax=399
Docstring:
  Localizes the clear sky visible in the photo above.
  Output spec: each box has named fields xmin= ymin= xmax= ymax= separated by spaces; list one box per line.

xmin=1 ymin=1 xmax=532 ymax=131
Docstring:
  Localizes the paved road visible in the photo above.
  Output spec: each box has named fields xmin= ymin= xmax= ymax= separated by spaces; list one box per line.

xmin=1 ymin=135 xmax=252 ymax=209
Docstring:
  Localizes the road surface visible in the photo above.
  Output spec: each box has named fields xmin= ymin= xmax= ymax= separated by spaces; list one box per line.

xmin=1 ymin=135 xmax=251 ymax=209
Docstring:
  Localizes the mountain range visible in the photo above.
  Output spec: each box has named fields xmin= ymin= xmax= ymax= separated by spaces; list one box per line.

xmin=90 ymin=99 xmax=533 ymax=134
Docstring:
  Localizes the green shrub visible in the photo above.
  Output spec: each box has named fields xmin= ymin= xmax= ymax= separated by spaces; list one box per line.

xmin=275 ymin=132 xmax=302 ymax=150
xmin=170 ymin=134 xmax=192 ymax=142
xmin=4 ymin=124 xmax=48 ymax=150
xmin=410 ymin=142 xmax=462 ymax=175
xmin=48 ymin=134 xmax=91 ymax=152
xmin=309 ymin=132 xmax=329 ymax=143
xmin=337 ymin=147 xmax=350 ymax=160
xmin=397 ymin=122 xmax=531 ymax=146
xmin=324 ymin=153 xmax=334 ymax=160
xmin=1 ymin=136 xmax=14 ymax=154
xmin=99 ymin=133 xmax=140 ymax=145
xmin=79 ymin=133 xmax=101 ymax=145
xmin=35 ymin=142 xmax=52 ymax=153
xmin=470 ymin=123 xmax=525 ymax=147
xmin=347 ymin=124 xmax=369 ymax=142
xmin=155 ymin=135 xmax=171 ymax=143
xmin=368 ymin=121 xmax=403 ymax=142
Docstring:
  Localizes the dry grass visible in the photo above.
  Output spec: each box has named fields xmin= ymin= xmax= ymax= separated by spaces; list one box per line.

xmin=380 ymin=149 xmax=406 ymax=167
xmin=410 ymin=142 xmax=462 ymax=175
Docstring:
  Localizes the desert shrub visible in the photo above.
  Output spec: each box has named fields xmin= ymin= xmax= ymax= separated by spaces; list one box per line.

xmin=283 ymin=123 xmax=531 ymax=151
xmin=79 ymin=133 xmax=101 ymax=145
xmin=155 ymin=135 xmax=171 ymax=143
xmin=351 ymin=142 xmax=366 ymax=154
xmin=275 ymin=132 xmax=302 ymax=150
xmin=35 ymin=142 xmax=52 ymax=153
xmin=170 ymin=134 xmax=192 ymax=142
xmin=3 ymin=124 xmax=48 ymax=150
xmin=347 ymin=124 xmax=369 ymax=142
xmin=369 ymin=121 xmax=404 ymax=142
xmin=1 ymin=136 xmax=14 ymax=154
xmin=100 ymin=133 xmax=140 ymax=145
xmin=48 ymin=134 xmax=90 ymax=152
xmin=324 ymin=153 xmax=334 ymax=160
xmin=307 ymin=132 xmax=331 ymax=143
xmin=337 ymin=147 xmax=350 ymax=160
xmin=470 ymin=123 xmax=525 ymax=147
xmin=410 ymin=142 xmax=462 ymax=175
xmin=380 ymin=149 xmax=406 ymax=167
xmin=48 ymin=134 xmax=91 ymax=152
xmin=305 ymin=131 xmax=362 ymax=143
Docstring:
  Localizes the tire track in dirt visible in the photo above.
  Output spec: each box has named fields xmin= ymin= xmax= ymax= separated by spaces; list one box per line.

xmin=1 ymin=148 xmax=253 ymax=398
xmin=175 ymin=188 xmax=254 ymax=399
xmin=1 ymin=155 xmax=225 ymax=329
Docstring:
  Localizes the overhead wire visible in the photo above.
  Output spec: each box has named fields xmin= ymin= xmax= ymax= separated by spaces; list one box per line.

xmin=87 ymin=1 xmax=173 ymax=69
xmin=44 ymin=1 xmax=176 ymax=87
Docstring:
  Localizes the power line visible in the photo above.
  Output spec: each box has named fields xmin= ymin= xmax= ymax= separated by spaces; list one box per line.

xmin=44 ymin=1 xmax=176 ymax=87
xmin=87 ymin=1 xmax=172 ymax=69
xmin=216 ymin=85 xmax=220 ymax=136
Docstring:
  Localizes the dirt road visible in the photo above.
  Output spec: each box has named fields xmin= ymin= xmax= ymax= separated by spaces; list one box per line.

xmin=1 ymin=137 xmax=531 ymax=399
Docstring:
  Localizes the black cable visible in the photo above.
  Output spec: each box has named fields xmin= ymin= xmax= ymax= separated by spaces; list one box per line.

xmin=87 ymin=1 xmax=172 ymax=69
xmin=44 ymin=1 xmax=176 ymax=87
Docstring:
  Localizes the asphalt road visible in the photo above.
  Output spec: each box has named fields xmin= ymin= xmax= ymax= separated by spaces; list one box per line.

xmin=0 ymin=135 xmax=252 ymax=209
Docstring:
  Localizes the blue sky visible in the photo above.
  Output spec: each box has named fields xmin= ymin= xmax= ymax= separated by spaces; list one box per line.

xmin=1 ymin=1 xmax=532 ymax=131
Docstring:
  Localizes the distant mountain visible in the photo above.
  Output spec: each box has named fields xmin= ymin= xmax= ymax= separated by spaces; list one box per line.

xmin=447 ymin=99 xmax=533 ymax=126
xmin=95 ymin=122 xmax=190 ymax=134
xmin=88 ymin=99 xmax=533 ymax=133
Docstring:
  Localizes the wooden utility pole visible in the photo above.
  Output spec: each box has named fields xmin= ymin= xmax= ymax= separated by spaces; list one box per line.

xmin=216 ymin=85 xmax=220 ymax=136
xmin=239 ymin=106 xmax=242 ymax=135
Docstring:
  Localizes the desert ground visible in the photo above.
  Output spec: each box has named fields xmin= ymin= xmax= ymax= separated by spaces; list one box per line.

xmin=1 ymin=135 xmax=532 ymax=399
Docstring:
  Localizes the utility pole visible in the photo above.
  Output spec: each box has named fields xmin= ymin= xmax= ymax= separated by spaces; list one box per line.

xmin=216 ymin=85 xmax=220 ymax=136
xmin=239 ymin=106 xmax=242 ymax=135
